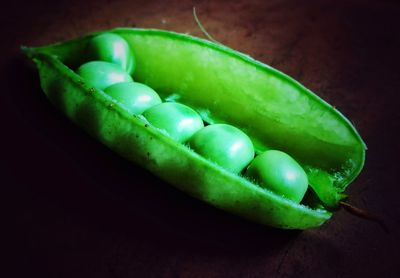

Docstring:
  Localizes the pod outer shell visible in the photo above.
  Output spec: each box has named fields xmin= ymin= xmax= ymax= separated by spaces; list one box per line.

xmin=26 ymin=29 xmax=365 ymax=188
xmin=23 ymin=51 xmax=332 ymax=229
xmin=20 ymin=28 xmax=367 ymax=229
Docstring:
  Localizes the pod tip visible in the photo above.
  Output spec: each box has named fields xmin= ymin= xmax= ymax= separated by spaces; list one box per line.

xmin=20 ymin=45 xmax=34 ymax=58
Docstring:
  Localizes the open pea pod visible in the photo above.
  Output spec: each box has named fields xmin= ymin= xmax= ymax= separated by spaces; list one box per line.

xmin=22 ymin=28 xmax=366 ymax=229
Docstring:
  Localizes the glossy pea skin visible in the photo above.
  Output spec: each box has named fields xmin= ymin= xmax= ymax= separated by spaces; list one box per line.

xmin=76 ymin=61 xmax=132 ymax=90
xmin=189 ymin=124 xmax=255 ymax=174
xmin=86 ymin=33 xmax=135 ymax=74
xmin=142 ymin=102 xmax=204 ymax=143
xmin=104 ymin=82 xmax=162 ymax=114
xmin=245 ymin=150 xmax=308 ymax=203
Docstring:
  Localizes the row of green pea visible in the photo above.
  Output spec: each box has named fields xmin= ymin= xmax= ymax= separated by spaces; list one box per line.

xmin=76 ymin=33 xmax=309 ymax=204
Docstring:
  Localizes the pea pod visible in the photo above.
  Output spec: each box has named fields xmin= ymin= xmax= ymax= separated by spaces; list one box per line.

xmin=22 ymin=28 xmax=366 ymax=229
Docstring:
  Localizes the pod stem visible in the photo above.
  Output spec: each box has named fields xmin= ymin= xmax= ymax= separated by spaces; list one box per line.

xmin=339 ymin=201 xmax=388 ymax=233
xmin=193 ymin=6 xmax=220 ymax=44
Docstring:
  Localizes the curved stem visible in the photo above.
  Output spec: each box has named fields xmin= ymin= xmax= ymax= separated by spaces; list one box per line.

xmin=193 ymin=6 xmax=220 ymax=44
xmin=339 ymin=201 xmax=388 ymax=233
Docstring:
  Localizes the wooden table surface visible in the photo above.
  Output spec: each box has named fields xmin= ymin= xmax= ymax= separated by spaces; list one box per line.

xmin=3 ymin=0 xmax=399 ymax=277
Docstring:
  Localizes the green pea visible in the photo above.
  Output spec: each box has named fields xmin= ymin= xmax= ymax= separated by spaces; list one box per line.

xmin=245 ymin=150 xmax=308 ymax=203
xmin=104 ymin=82 xmax=162 ymax=115
xmin=142 ymin=102 xmax=204 ymax=143
xmin=86 ymin=33 xmax=135 ymax=74
xmin=189 ymin=124 xmax=255 ymax=174
xmin=76 ymin=61 xmax=132 ymax=90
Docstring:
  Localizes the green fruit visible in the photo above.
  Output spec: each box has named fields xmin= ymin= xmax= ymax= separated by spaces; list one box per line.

xmin=104 ymin=82 xmax=161 ymax=114
xmin=142 ymin=102 xmax=204 ymax=143
xmin=189 ymin=124 xmax=255 ymax=174
xmin=245 ymin=150 xmax=308 ymax=203
xmin=23 ymin=28 xmax=366 ymax=229
xmin=86 ymin=33 xmax=135 ymax=74
xmin=76 ymin=61 xmax=132 ymax=90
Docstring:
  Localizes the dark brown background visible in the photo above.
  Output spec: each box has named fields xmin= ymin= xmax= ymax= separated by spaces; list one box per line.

xmin=3 ymin=0 xmax=400 ymax=277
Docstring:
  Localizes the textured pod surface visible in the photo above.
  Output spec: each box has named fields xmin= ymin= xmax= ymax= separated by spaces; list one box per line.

xmin=23 ymin=28 xmax=366 ymax=229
